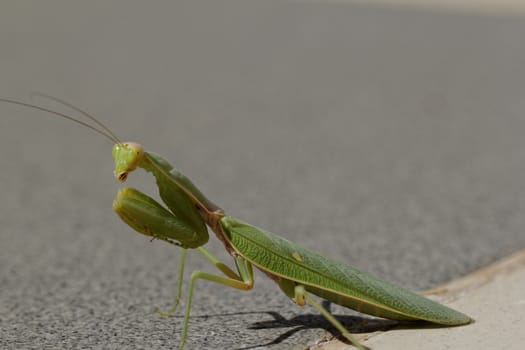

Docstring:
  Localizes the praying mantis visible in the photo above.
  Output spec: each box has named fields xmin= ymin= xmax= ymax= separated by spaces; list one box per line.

xmin=1 ymin=96 xmax=472 ymax=350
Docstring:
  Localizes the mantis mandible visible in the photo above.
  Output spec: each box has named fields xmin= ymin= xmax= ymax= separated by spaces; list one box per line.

xmin=1 ymin=96 xmax=472 ymax=350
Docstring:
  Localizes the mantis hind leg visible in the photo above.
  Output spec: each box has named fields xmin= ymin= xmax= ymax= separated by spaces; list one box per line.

xmin=295 ymin=285 xmax=367 ymax=350
xmin=177 ymin=255 xmax=254 ymax=350
xmin=157 ymin=246 xmax=247 ymax=317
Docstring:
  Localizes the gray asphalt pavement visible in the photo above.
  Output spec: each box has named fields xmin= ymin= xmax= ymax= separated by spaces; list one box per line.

xmin=1 ymin=2 xmax=525 ymax=349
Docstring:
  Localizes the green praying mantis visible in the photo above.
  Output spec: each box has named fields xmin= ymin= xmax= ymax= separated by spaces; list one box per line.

xmin=1 ymin=96 xmax=472 ymax=350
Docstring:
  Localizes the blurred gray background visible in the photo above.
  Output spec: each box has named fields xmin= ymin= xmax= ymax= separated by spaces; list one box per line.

xmin=1 ymin=1 xmax=525 ymax=349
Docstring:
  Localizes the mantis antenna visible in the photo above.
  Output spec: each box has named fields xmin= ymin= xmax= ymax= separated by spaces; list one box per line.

xmin=0 ymin=96 xmax=121 ymax=144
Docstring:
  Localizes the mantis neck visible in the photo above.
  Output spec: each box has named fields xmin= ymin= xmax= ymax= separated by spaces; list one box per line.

xmin=139 ymin=151 xmax=228 ymax=248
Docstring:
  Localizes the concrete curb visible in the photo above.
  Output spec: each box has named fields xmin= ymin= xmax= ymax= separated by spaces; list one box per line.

xmin=311 ymin=249 xmax=525 ymax=349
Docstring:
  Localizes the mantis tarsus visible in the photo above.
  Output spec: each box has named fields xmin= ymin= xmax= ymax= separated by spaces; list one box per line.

xmin=1 ymin=96 xmax=472 ymax=350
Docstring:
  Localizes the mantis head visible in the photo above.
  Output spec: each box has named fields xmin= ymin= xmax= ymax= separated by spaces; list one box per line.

xmin=112 ymin=142 xmax=145 ymax=182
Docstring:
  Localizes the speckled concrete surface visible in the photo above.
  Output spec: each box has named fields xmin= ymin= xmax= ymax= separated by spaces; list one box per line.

xmin=1 ymin=2 xmax=525 ymax=349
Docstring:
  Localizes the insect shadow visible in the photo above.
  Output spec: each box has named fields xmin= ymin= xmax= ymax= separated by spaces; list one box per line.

xmin=189 ymin=301 xmax=399 ymax=350
xmin=190 ymin=299 xmax=459 ymax=350
xmin=242 ymin=313 xmax=394 ymax=350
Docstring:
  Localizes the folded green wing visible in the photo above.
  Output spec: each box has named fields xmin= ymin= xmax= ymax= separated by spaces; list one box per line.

xmin=220 ymin=216 xmax=471 ymax=325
